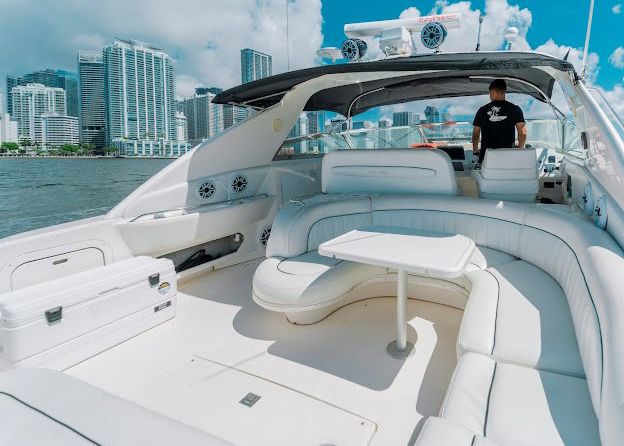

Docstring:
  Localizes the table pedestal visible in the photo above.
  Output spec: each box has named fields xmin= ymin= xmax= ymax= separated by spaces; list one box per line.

xmin=386 ymin=269 xmax=414 ymax=359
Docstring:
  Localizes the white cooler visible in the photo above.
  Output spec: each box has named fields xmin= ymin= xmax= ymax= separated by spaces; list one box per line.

xmin=0 ymin=256 xmax=177 ymax=370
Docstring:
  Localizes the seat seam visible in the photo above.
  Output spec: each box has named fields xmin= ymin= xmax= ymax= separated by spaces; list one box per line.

xmin=483 ymin=361 xmax=497 ymax=438
xmin=484 ymin=269 xmax=501 ymax=356
xmin=0 ymin=391 xmax=101 ymax=445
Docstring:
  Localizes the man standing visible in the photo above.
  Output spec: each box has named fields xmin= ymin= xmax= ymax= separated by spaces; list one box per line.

xmin=472 ymin=79 xmax=527 ymax=163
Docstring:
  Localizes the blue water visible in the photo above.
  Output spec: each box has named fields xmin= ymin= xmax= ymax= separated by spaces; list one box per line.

xmin=0 ymin=158 xmax=173 ymax=239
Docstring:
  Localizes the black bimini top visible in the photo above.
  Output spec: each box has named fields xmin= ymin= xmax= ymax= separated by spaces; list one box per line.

xmin=213 ymin=52 xmax=576 ymax=117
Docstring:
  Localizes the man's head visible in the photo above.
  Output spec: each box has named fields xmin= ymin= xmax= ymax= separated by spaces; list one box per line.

xmin=489 ymin=79 xmax=507 ymax=101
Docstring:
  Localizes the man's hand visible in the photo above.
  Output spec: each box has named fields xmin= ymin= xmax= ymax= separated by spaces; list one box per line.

xmin=516 ymin=122 xmax=527 ymax=148
xmin=472 ymin=126 xmax=481 ymax=155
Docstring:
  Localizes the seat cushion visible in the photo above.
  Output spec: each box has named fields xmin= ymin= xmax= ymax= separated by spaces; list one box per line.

xmin=458 ymin=260 xmax=585 ymax=377
xmin=441 ymin=353 xmax=599 ymax=446
xmin=253 ymin=252 xmax=385 ymax=310
xmin=467 ymin=246 xmax=517 ymax=270
xmin=415 ymin=417 xmax=501 ymax=446
xmin=0 ymin=368 xmax=230 ymax=446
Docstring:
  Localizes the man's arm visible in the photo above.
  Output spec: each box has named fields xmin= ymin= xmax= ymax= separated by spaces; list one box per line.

xmin=516 ymin=122 xmax=527 ymax=148
xmin=472 ymin=126 xmax=481 ymax=155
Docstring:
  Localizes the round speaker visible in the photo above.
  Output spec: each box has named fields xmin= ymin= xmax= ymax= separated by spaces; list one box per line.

xmin=420 ymin=22 xmax=447 ymax=50
xmin=197 ymin=180 xmax=216 ymax=199
xmin=230 ymin=174 xmax=248 ymax=193
xmin=341 ymin=39 xmax=367 ymax=61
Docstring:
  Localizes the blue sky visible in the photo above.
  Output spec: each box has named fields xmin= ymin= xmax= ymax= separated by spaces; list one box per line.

xmin=321 ymin=0 xmax=624 ymax=89
xmin=1 ymin=0 xmax=622 ymax=118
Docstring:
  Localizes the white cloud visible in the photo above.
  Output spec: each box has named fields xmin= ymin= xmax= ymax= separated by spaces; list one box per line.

xmin=600 ymin=84 xmax=624 ymax=118
xmin=399 ymin=7 xmax=422 ymax=19
xmin=0 ymin=0 xmax=323 ymax=99
xmin=427 ymin=0 xmax=532 ymax=53
xmin=609 ymin=47 xmax=624 ymax=69
xmin=535 ymin=39 xmax=600 ymax=83
xmin=613 ymin=4 xmax=622 ymax=14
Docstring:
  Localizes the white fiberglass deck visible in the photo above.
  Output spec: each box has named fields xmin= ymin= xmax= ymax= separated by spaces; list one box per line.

xmin=66 ymin=259 xmax=462 ymax=445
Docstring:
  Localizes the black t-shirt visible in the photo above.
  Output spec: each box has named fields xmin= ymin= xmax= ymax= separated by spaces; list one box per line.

xmin=473 ymin=100 xmax=525 ymax=162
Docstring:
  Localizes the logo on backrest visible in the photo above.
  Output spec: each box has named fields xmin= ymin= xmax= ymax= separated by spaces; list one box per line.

xmin=368 ymin=169 xmax=389 ymax=176
xmin=158 ymin=282 xmax=171 ymax=294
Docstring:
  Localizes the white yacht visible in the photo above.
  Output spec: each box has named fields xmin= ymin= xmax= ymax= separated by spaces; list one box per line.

xmin=1 ymin=15 xmax=623 ymax=446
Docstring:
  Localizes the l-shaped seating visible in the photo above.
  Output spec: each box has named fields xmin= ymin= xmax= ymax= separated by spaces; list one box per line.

xmin=253 ymin=149 xmax=624 ymax=445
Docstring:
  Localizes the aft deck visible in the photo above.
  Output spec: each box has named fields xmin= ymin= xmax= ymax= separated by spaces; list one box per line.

xmin=66 ymin=259 xmax=462 ymax=446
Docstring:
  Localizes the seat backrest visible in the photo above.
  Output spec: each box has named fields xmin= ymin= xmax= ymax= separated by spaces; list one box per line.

xmin=481 ymin=148 xmax=537 ymax=180
xmin=321 ymin=149 xmax=457 ymax=195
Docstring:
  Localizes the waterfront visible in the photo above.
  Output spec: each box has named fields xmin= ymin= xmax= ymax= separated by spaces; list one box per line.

xmin=0 ymin=158 xmax=173 ymax=239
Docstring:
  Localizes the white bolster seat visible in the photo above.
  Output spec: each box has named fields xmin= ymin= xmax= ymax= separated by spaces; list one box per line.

xmin=474 ymin=148 xmax=538 ymax=202
xmin=0 ymin=368 xmax=230 ymax=445
xmin=321 ymin=149 xmax=457 ymax=195
xmin=439 ymin=352 xmax=600 ymax=446
xmin=459 ymin=260 xmax=585 ymax=377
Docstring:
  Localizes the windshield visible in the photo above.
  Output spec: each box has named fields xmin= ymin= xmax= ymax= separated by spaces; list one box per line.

xmin=274 ymin=93 xmax=581 ymax=160
xmin=589 ymin=88 xmax=624 ymax=143
xmin=276 ymin=118 xmax=578 ymax=159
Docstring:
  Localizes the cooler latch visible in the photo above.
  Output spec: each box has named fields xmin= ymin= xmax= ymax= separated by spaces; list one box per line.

xmin=148 ymin=273 xmax=160 ymax=287
xmin=45 ymin=306 xmax=63 ymax=324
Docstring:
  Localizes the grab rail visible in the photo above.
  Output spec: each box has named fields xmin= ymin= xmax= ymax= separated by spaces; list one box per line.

xmin=129 ymin=195 xmax=270 ymax=222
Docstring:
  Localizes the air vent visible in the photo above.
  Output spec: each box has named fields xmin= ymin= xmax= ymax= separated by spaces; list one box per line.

xmin=230 ymin=174 xmax=248 ymax=193
xmin=197 ymin=180 xmax=216 ymax=199
xmin=259 ymin=226 xmax=271 ymax=246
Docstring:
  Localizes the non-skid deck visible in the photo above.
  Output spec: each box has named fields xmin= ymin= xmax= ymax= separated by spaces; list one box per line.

xmin=67 ymin=259 xmax=462 ymax=445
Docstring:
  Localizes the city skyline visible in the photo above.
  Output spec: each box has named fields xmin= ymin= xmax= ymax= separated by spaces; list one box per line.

xmin=0 ymin=0 xmax=623 ymax=122
xmin=3 ymin=39 xmax=282 ymax=155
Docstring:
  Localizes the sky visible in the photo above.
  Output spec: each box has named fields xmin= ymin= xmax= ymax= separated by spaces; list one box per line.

xmin=0 ymin=0 xmax=623 ymax=119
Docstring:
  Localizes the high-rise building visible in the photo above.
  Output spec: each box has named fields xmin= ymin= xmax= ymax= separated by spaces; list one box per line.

xmin=36 ymin=113 xmax=80 ymax=148
xmin=11 ymin=83 xmax=66 ymax=144
xmin=441 ymin=111 xmax=451 ymax=123
xmin=103 ymin=39 xmax=176 ymax=144
xmin=78 ymin=50 xmax=106 ymax=148
xmin=378 ymin=118 xmax=391 ymax=128
xmin=287 ymin=113 xmax=309 ymax=154
xmin=222 ymin=104 xmax=247 ymax=129
xmin=195 ymin=87 xmax=223 ymax=95
xmin=175 ymin=111 xmax=188 ymax=142
xmin=240 ymin=48 xmax=272 ymax=84
xmin=6 ymin=70 xmax=78 ymax=118
xmin=0 ymin=93 xmax=18 ymax=144
xmin=180 ymin=92 xmax=224 ymax=142
xmin=392 ymin=112 xmax=419 ymax=127
xmin=424 ymin=105 xmax=440 ymax=123
xmin=6 ymin=76 xmax=20 ymax=116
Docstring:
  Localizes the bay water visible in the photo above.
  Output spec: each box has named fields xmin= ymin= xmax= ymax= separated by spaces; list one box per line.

xmin=0 ymin=158 xmax=173 ymax=239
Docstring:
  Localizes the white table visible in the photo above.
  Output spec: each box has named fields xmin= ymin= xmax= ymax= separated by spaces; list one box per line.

xmin=318 ymin=225 xmax=475 ymax=357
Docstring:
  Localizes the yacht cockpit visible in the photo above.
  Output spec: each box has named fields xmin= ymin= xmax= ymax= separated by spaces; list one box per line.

xmin=1 ymin=46 xmax=623 ymax=446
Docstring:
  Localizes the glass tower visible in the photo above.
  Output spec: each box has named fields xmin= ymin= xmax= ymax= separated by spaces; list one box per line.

xmin=103 ymin=39 xmax=176 ymax=144
xmin=6 ymin=70 xmax=78 ymax=118
xmin=240 ymin=48 xmax=272 ymax=84
xmin=78 ymin=51 xmax=106 ymax=148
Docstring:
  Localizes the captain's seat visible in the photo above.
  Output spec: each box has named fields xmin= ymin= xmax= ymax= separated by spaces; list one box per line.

xmin=474 ymin=148 xmax=538 ymax=203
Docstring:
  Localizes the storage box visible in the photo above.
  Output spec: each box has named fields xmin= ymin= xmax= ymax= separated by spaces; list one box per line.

xmin=0 ymin=256 xmax=177 ymax=370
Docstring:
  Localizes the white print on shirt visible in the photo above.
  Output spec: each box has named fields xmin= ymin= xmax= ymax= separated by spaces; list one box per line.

xmin=487 ymin=106 xmax=507 ymax=122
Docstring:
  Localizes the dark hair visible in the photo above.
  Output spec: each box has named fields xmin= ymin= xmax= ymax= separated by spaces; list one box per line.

xmin=489 ymin=79 xmax=507 ymax=92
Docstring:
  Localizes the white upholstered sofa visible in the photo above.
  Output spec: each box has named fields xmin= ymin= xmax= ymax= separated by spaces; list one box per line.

xmin=253 ymin=149 xmax=624 ymax=446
